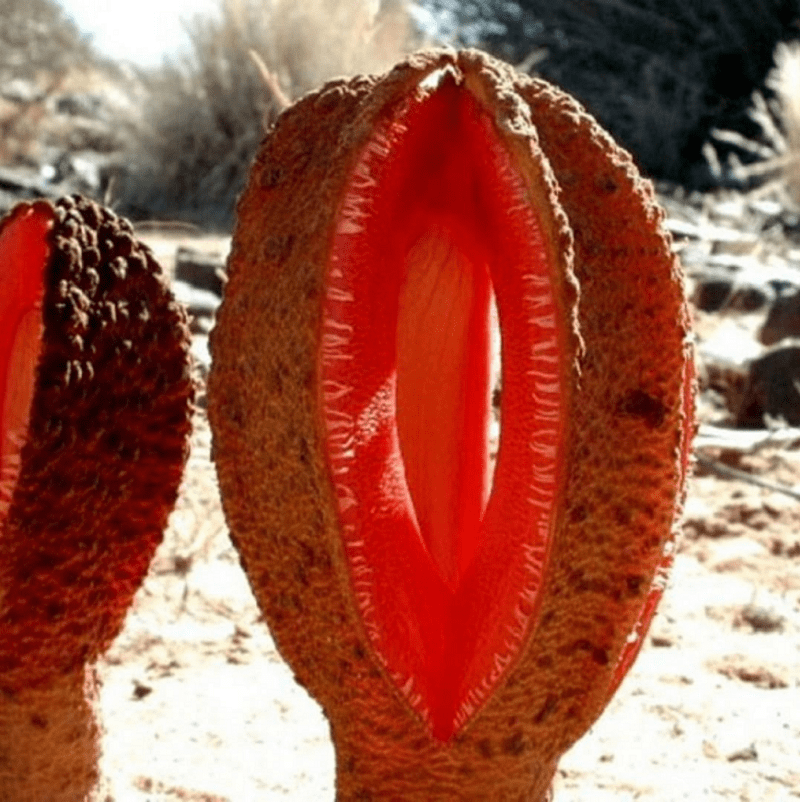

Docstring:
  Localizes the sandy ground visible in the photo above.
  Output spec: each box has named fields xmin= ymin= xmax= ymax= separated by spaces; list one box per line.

xmin=93 ymin=233 xmax=800 ymax=802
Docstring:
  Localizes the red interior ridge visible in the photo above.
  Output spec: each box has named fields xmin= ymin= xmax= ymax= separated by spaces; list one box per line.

xmin=320 ymin=77 xmax=566 ymax=740
xmin=0 ymin=206 xmax=51 ymax=522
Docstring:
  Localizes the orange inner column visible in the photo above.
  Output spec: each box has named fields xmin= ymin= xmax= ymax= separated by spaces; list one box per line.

xmin=396 ymin=217 xmax=493 ymax=590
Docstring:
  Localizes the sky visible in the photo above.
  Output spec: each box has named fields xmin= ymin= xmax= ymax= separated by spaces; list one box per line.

xmin=58 ymin=0 xmax=219 ymax=66
xmin=57 ymin=2 xmax=444 ymax=68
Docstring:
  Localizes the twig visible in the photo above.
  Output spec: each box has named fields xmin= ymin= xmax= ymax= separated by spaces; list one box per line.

xmin=132 ymin=220 xmax=203 ymax=234
xmin=248 ymin=49 xmax=291 ymax=111
xmin=695 ymin=453 xmax=800 ymax=501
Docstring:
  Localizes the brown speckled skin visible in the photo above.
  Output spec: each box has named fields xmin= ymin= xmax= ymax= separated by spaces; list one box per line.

xmin=209 ymin=50 xmax=692 ymax=800
xmin=0 ymin=195 xmax=194 ymax=800
xmin=0 ymin=669 xmax=106 ymax=802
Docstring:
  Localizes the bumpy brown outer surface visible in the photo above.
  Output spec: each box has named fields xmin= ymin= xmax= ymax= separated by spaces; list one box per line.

xmin=0 ymin=196 xmax=194 ymax=800
xmin=0 ymin=669 xmax=105 ymax=802
xmin=209 ymin=50 xmax=692 ymax=800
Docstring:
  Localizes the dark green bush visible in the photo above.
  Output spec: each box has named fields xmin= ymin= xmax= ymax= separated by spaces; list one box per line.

xmin=424 ymin=0 xmax=800 ymax=185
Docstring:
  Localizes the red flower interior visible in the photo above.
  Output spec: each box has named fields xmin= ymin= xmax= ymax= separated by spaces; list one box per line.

xmin=320 ymin=77 xmax=568 ymax=740
xmin=0 ymin=205 xmax=51 ymax=523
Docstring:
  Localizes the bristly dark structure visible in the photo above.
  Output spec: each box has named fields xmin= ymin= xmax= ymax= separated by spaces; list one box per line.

xmin=0 ymin=194 xmax=194 ymax=801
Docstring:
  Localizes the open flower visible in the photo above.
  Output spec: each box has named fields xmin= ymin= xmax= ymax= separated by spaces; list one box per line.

xmin=209 ymin=49 xmax=694 ymax=800
xmin=0 ymin=195 xmax=193 ymax=801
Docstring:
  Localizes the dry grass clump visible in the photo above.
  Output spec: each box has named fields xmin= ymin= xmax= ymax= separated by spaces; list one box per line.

xmin=116 ymin=0 xmax=413 ymax=227
xmin=770 ymin=40 xmax=800 ymax=201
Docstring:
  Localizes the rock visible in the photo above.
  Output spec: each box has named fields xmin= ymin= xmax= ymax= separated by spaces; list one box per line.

xmin=728 ymin=283 xmax=772 ymax=312
xmin=174 ymin=248 xmax=226 ymax=297
xmin=1 ymin=78 xmax=44 ymax=104
xmin=55 ymin=93 xmax=103 ymax=118
xmin=49 ymin=151 xmax=123 ymax=196
xmin=690 ymin=264 xmax=775 ymax=313
xmin=760 ymin=288 xmax=800 ymax=344
xmin=693 ymin=276 xmax=733 ymax=311
xmin=737 ymin=604 xmax=785 ymax=633
xmin=715 ymin=655 xmax=789 ymax=689
xmin=735 ymin=344 xmax=800 ymax=427
xmin=0 ymin=164 xmax=50 ymax=196
xmin=171 ymin=280 xmax=220 ymax=334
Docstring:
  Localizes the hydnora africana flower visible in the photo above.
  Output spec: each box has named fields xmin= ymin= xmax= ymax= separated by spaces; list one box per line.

xmin=209 ymin=49 xmax=694 ymax=800
xmin=0 ymin=195 xmax=193 ymax=802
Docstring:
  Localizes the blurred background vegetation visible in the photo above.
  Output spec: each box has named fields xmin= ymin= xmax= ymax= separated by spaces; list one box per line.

xmin=2 ymin=0 xmax=800 ymax=227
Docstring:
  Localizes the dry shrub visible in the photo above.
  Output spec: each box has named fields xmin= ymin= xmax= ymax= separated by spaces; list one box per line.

xmin=116 ymin=0 xmax=412 ymax=227
xmin=0 ymin=0 xmax=96 ymax=165
xmin=0 ymin=0 xmax=93 ymax=79
xmin=771 ymin=40 xmax=800 ymax=201
xmin=710 ymin=41 xmax=800 ymax=204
